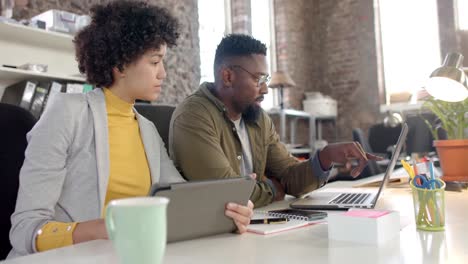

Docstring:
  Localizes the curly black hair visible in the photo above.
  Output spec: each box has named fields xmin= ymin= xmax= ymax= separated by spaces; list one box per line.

xmin=74 ymin=1 xmax=180 ymax=87
xmin=213 ymin=34 xmax=267 ymax=74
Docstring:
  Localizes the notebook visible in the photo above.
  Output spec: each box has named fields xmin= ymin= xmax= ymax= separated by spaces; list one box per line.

xmin=290 ymin=123 xmax=408 ymax=210
xmin=247 ymin=210 xmax=325 ymax=235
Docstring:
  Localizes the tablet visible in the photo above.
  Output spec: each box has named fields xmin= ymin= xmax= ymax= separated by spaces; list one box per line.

xmin=149 ymin=177 xmax=255 ymax=242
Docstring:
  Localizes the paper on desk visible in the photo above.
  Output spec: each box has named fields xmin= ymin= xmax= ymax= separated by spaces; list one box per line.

xmin=352 ymin=167 xmax=409 ymax=188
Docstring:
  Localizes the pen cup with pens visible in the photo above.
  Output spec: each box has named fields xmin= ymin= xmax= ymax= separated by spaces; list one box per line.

xmin=404 ymin=160 xmax=446 ymax=231
xmin=410 ymin=178 xmax=445 ymax=231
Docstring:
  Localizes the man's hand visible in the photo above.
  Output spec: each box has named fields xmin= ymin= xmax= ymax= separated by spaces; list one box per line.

xmin=269 ymin=177 xmax=286 ymax=201
xmin=319 ymin=142 xmax=383 ymax=177
xmin=225 ymin=200 xmax=254 ymax=234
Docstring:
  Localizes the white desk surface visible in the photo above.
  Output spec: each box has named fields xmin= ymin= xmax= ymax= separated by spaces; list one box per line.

xmin=2 ymin=175 xmax=467 ymax=264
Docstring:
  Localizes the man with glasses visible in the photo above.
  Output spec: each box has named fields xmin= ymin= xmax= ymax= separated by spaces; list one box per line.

xmin=169 ymin=34 xmax=381 ymax=207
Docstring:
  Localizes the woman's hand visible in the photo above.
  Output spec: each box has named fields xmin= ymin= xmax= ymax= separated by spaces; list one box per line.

xmin=225 ymin=200 xmax=254 ymax=234
xmin=72 ymin=219 xmax=108 ymax=244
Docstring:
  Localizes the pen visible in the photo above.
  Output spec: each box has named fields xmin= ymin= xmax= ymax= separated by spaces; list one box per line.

xmin=412 ymin=159 xmax=421 ymax=185
xmin=428 ymin=161 xmax=440 ymax=226
xmin=401 ymin=159 xmax=414 ymax=179
xmin=412 ymin=159 xmax=418 ymax=175
xmin=250 ymin=218 xmax=288 ymax=224
xmin=429 ymin=161 xmax=436 ymax=189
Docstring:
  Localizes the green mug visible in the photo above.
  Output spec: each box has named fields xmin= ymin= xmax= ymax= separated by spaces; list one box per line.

xmin=105 ymin=197 xmax=170 ymax=264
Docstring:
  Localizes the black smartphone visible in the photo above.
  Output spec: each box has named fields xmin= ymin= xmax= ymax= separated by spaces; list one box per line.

xmin=268 ymin=209 xmax=327 ymax=221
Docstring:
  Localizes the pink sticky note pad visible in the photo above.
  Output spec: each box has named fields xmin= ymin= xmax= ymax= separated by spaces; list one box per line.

xmin=343 ymin=210 xmax=390 ymax=218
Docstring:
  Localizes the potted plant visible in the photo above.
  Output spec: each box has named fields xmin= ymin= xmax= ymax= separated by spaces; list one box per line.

xmin=422 ymin=98 xmax=468 ymax=182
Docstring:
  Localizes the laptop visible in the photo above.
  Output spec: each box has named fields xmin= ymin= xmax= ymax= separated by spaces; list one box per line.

xmin=290 ymin=123 xmax=408 ymax=210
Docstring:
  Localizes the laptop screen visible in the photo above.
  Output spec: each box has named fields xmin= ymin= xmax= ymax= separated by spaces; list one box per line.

xmin=371 ymin=122 xmax=409 ymax=205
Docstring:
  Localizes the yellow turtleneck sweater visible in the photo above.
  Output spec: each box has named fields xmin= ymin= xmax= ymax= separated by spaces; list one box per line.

xmin=36 ymin=88 xmax=151 ymax=252
xmin=103 ymin=87 xmax=151 ymax=205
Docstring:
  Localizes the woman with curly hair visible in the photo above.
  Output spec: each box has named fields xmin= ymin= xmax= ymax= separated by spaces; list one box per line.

xmin=8 ymin=1 xmax=253 ymax=258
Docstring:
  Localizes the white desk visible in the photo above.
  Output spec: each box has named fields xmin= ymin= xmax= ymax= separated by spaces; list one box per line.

xmin=3 ymin=176 xmax=467 ymax=264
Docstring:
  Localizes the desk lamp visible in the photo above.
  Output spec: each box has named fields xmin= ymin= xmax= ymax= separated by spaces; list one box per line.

xmin=425 ymin=52 xmax=468 ymax=102
xmin=268 ymin=71 xmax=296 ymax=109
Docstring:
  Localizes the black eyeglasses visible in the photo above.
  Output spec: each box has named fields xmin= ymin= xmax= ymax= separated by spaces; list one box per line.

xmin=229 ymin=65 xmax=271 ymax=87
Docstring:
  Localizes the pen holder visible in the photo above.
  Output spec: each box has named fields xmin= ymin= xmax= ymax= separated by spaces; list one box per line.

xmin=410 ymin=179 xmax=446 ymax=231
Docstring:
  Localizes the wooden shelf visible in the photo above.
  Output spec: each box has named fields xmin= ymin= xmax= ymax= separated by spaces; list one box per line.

xmin=379 ymin=102 xmax=424 ymax=113
xmin=288 ymin=148 xmax=312 ymax=155
xmin=0 ymin=21 xmax=81 ymax=99
xmin=0 ymin=66 xmax=85 ymax=83
xmin=315 ymin=115 xmax=336 ymax=121
xmin=268 ymin=108 xmax=311 ymax=118
xmin=0 ymin=22 xmax=74 ymax=52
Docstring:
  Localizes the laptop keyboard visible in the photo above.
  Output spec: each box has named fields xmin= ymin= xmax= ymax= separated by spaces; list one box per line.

xmin=329 ymin=193 xmax=371 ymax=205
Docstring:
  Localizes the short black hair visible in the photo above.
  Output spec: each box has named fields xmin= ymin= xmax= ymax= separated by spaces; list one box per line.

xmin=74 ymin=1 xmax=179 ymax=88
xmin=213 ymin=34 xmax=267 ymax=77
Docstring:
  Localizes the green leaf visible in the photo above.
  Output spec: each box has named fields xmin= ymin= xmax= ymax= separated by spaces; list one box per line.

xmin=422 ymin=97 xmax=468 ymax=140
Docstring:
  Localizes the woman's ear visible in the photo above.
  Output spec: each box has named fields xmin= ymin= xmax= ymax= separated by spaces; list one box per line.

xmin=112 ymin=66 xmax=126 ymax=79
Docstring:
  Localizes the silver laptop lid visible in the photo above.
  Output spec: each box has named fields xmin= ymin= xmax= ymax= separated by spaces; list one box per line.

xmin=289 ymin=123 xmax=409 ymax=210
xmin=370 ymin=122 xmax=408 ymax=206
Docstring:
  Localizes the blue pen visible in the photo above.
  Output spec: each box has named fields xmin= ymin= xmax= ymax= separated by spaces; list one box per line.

xmin=429 ymin=161 xmax=435 ymax=189
xmin=428 ymin=161 xmax=440 ymax=226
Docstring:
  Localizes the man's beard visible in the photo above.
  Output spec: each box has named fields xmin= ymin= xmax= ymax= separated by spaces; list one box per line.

xmin=242 ymin=104 xmax=261 ymax=123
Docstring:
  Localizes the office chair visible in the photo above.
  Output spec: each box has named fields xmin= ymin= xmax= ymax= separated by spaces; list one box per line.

xmin=406 ymin=113 xmax=436 ymax=155
xmin=368 ymin=123 xmax=403 ymax=157
xmin=134 ymin=104 xmax=176 ymax=154
xmin=0 ymin=103 xmax=36 ymax=259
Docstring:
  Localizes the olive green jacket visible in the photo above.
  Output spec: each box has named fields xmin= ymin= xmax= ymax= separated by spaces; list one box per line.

xmin=169 ymin=82 xmax=327 ymax=207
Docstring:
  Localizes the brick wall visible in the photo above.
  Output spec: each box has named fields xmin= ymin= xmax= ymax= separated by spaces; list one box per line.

xmin=274 ymin=0 xmax=381 ymax=141
xmin=460 ymin=31 xmax=468 ymax=61
xmin=436 ymin=0 xmax=460 ymax=60
xmin=12 ymin=0 xmax=200 ymax=106
xmin=436 ymin=0 xmax=468 ymax=64
xmin=274 ymin=0 xmax=314 ymax=110
xmin=231 ymin=0 xmax=251 ymax=34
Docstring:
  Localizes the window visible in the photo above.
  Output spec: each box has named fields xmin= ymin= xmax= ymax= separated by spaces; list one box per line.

xmin=198 ymin=0 xmax=231 ymax=83
xmin=251 ymin=0 xmax=276 ymax=110
xmin=379 ymin=0 xmax=441 ymax=103
xmin=457 ymin=0 xmax=468 ymax=30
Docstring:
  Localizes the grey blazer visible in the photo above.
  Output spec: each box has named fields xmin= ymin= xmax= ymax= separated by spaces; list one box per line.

xmin=8 ymin=89 xmax=184 ymax=258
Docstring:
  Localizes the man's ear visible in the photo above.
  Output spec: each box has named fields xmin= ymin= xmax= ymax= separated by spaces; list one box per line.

xmin=221 ymin=67 xmax=233 ymax=87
